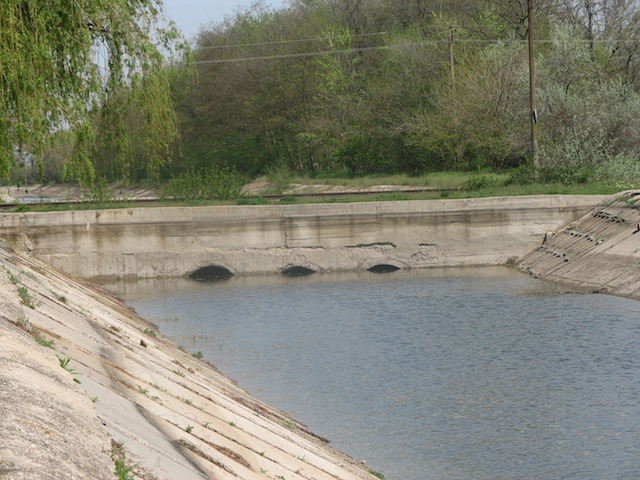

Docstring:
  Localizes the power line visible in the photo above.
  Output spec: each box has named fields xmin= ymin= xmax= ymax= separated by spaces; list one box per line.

xmin=195 ymin=45 xmax=386 ymax=65
xmin=196 ymin=31 xmax=388 ymax=50
xmin=194 ymin=38 xmax=639 ymax=65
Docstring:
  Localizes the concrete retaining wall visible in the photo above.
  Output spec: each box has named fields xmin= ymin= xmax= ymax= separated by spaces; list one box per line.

xmin=518 ymin=191 xmax=640 ymax=299
xmin=0 ymin=196 xmax=606 ymax=280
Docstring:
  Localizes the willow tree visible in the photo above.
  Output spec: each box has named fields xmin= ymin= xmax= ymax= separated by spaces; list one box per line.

xmin=0 ymin=0 xmax=189 ymax=186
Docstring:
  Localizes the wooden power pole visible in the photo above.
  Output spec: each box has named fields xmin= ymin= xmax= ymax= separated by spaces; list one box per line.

xmin=528 ymin=0 xmax=539 ymax=172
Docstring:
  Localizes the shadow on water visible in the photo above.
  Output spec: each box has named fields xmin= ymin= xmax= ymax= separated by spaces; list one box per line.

xmin=281 ymin=266 xmax=316 ymax=277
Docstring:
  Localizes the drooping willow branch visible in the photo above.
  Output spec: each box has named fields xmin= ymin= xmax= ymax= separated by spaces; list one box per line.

xmin=0 ymin=0 xmax=191 ymax=185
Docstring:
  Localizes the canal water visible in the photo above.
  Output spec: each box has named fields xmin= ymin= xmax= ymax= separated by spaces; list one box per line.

xmin=103 ymin=267 xmax=640 ymax=480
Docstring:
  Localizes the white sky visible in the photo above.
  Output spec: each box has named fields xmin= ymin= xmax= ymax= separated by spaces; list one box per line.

xmin=162 ymin=0 xmax=288 ymax=42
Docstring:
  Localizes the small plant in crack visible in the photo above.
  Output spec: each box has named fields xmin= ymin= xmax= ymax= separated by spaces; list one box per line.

xmin=57 ymin=356 xmax=81 ymax=383
xmin=111 ymin=440 xmax=135 ymax=480
xmin=33 ymin=328 xmax=54 ymax=348
xmin=6 ymin=269 xmax=20 ymax=285
xmin=185 ymin=425 xmax=194 ymax=433
xmin=18 ymin=286 xmax=36 ymax=309
xmin=143 ymin=328 xmax=157 ymax=337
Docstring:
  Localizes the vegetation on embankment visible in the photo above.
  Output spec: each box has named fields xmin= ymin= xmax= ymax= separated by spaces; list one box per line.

xmin=2 ymin=170 xmax=629 ymax=214
xmin=4 ymin=1 xmax=640 ymax=198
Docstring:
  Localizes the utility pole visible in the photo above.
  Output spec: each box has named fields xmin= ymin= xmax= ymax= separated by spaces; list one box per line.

xmin=528 ymin=0 xmax=539 ymax=172
xmin=449 ymin=26 xmax=456 ymax=93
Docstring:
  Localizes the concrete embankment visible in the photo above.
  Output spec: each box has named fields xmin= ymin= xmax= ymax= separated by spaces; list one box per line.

xmin=0 ymin=240 xmax=378 ymax=480
xmin=0 ymin=196 xmax=605 ymax=280
xmin=518 ymin=191 xmax=640 ymax=299
xmin=0 ymin=194 xmax=612 ymax=480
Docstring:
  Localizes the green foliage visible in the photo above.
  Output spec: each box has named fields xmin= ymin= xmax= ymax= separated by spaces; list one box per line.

xmin=0 ymin=0 xmax=190 ymax=186
xmin=18 ymin=286 xmax=36 ymax=309
xmin=111 ymin=441 xmax=135 ymax=480
xmin=14 ymin=204 xmax=31 ymax=213
xmin=6 ymin=268 xmax=37 ymax=308
xmin=143 ymin=328 xmax=157 ymax=337
xmin=6 ymin=269 xmax=20 ymax=286
xmin=237 ymin=197 xmax=271 ymax=205
xmin=266 ymin=164 xmax=293 ymax=194
xmin=536 ymin=26 xmax=640 ymax=186
xmin=162 ymin=164 xmax=243 ymax=201
xmin=57 ymin=356 xmax=81 ymax=383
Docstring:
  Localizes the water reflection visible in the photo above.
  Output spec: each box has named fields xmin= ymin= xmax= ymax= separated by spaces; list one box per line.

xmin=101 ymin=267 xmax=640 ymax=480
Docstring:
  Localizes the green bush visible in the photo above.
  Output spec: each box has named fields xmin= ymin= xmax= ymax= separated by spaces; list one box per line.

xmin=161 ymin=164 xmax=243 ymax=201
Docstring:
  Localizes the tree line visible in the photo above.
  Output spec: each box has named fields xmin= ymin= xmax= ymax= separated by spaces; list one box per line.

xmin=175 ymin=0 xmax=640 ymax=186
xmin=3 ymin=0 xmax=640 ymax=189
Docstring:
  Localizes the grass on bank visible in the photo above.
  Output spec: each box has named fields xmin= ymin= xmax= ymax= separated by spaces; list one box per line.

xmin=3 ymin=171 xmax=631 ymax=213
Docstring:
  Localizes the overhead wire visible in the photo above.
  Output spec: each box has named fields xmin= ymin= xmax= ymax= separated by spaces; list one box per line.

xmin=194 ymin=37 xmax=633 ymax=65
xmin=196 ymin=31 xmax=389 ymax=50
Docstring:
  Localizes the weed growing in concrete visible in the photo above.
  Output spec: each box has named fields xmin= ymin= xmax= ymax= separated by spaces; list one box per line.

xmin=185 ymin=425 xmax=194 ymax=433
xmin=143 ymin=328 xmax=157 ymax=337
xmin=15 ymin=315 xmax=32 ymax=335
xmin=182 ymin=398 xmax=192 ymax=405
xmin=5 ymin=269 xmax=38 ymax=309
xmin=191 ymin=351 xmax=203 ymax=360
xmin=57 ymin=356 xmax=81 ymax=383
xmin=33 ymin=328 xmax=54 ymax=348
xmin=138 ymin=386 xmax=149 ymax=395
xmin=111 ymin=441 xmax=135 ymax=480
xmin=369 ymin=470 xmax=385 ymax=479
xmin=172 ymin=369 xmax=185 ymax=377
xmin=6 ymin=269 xmax=20 ymax=285
xmin=18 ymin=286 xmax=36 ymax=308
xmin=90 ymin=397 xmax=99 ymax=403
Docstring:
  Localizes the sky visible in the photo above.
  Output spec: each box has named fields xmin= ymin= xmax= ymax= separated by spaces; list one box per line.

xmin=162 ymin=0 xmax=287 ymax=42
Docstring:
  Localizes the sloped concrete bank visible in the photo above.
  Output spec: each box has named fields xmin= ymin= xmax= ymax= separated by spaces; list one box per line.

xmin=0 ymin=240 xmax=379 ymax=480
xmin=0 ymin=196 xmax=605 ymax=280
xmin=0 ymin=195 xmax=609 ymax=480
xmin=518 ymin=191 xmax=640 ymax=299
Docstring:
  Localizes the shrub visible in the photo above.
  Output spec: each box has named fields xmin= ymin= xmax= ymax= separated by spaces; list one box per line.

xmin=162 ymin=164 xmax=242 ymax=201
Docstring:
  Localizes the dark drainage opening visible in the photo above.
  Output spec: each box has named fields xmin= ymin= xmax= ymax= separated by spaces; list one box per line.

xmin=189 ymin=265 xmax=234 ymax=282
xmin=368 ymin=264 xmax=400 ymax=274
xmin=282 ymin=266 xmax=316 ymax=277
